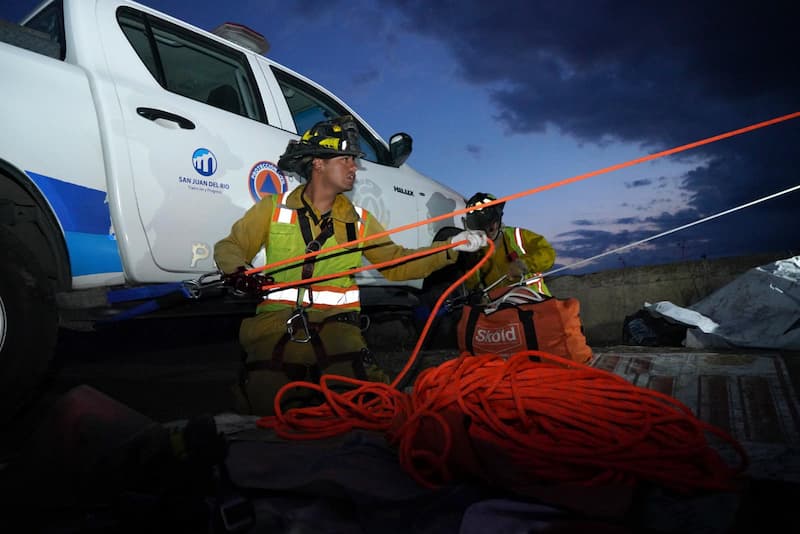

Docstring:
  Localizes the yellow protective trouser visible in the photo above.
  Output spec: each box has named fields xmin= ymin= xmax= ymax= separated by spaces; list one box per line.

xmin=232 ymin=310 xmax=389 ymax=416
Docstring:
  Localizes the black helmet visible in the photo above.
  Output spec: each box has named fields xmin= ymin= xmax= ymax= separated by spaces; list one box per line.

xmin=465 ymin=192 xmax=504 ymax=232
xmin=278 ymin=115 xmax=365 ymax=177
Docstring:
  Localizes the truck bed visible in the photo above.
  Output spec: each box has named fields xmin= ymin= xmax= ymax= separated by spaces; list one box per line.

xmin=591 ymin=345 xmax=800 ymax=483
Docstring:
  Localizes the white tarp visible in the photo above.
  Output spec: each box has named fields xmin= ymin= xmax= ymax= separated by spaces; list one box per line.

xmin=644 ymin=256 xmax=800 ymax=350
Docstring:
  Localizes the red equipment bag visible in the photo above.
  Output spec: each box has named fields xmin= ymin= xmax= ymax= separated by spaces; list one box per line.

xmin=456 ymin=286 xmax=593 ymax=363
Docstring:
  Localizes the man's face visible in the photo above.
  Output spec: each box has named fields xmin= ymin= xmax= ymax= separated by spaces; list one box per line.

xmin=316 ymin=155 xmax=358 ymax=192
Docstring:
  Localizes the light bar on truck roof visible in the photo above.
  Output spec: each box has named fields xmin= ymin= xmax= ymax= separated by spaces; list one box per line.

xmin=211 ymin=22 xmax=270 ymax=55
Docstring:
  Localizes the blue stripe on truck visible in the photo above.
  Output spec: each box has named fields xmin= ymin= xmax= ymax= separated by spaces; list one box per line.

xmin=65 ymin=231 xmax=124 ymax=276
xmin=27 ymin=171 xmax=123 ymax=276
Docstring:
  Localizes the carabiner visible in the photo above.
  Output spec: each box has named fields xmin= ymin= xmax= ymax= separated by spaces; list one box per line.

xmin=286 ymin=308 xmax=312 ymax=343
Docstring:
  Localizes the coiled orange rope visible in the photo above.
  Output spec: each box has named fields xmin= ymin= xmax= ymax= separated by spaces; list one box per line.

xmin=257 ymin=350 xmax=748 ymax=492
xmin=256 ymin=235 xmax=748 ymax=492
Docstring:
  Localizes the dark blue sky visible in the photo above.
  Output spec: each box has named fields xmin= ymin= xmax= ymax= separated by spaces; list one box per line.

xmin=4 ymin=0 xmax=798 ymax=274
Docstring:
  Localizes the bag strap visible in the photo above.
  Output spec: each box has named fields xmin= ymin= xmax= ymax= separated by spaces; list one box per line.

xmin=464 ymin=306 xmax=482 ymax=354
xmin=296 ymin=207 xmax=357 ymax=281
xmin=297 ymin=209 xmax=335 ymax=280
xmin=517 ymin=308 xmax=539 ymax=353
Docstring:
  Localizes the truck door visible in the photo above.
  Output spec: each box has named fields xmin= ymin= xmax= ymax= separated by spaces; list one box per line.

xmin=258 ymin=61 xmax=463 ymax=288
xmin=94 ymin=3 xmax=299 ymax=280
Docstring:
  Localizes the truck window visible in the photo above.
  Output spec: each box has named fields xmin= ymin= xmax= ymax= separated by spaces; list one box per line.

xmin=23 ymin=0 xmax=66 ymax=60
xmin=271 ymin=67 xmax=390 ymax=165
xmin=116 ymin=7 xmax=266 ymax=123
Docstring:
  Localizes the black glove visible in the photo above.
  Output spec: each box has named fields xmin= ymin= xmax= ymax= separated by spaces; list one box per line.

xmin=223 ymin=266 xmax=273 ymax=296
xmin=468 ymin=288 xmax=488 ymax=306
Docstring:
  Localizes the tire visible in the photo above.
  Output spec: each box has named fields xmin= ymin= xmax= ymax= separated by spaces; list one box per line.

xmin=0 ymin=226 xmax=58 ymax=426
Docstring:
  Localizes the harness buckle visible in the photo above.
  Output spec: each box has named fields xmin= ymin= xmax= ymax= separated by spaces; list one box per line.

xmin=287 ymin=308 xmax=312 ymax=343
xmin=306 ymin=239 xmax=323 ymax=253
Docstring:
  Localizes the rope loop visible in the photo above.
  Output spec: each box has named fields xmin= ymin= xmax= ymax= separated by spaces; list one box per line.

xmin=257 ymin=350 xmax=748 ymax=492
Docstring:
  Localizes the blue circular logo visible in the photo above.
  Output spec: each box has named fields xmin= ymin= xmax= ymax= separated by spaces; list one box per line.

xmin=192 ymin=148 xmax=217 ymax=177
xmin=248 ymin=161 xmax=286 ymax=203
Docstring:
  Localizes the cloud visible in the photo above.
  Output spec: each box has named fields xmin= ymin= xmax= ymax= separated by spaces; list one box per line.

xmin=466 ymin=144 xmax=482 ymax=158
xmin=554 ymin=198 xmax=798 ymax=273
xmin=625 ymin=179 xmax=652 ymax=188
xmin=352 ymin=68 xmax=381 ymax=86
xmin=391 ymin=0 xmax=800 ymax=269
xmin=394 ymin=1 xmax=799 ymax=141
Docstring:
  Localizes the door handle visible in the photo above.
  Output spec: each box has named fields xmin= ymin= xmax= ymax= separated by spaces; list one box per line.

xmin=136 ymin=107 xmax=195 ymax=130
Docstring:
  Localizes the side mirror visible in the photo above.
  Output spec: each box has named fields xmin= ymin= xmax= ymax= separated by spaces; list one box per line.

xmin=389 ymin=133 xmax=413 ymax=167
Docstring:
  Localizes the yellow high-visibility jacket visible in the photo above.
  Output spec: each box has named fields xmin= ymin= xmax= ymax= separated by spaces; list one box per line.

xmin=214 ymin=185 xmax=458 ymax=321
xmin=466 ymin=226 xmax=556 ymax=295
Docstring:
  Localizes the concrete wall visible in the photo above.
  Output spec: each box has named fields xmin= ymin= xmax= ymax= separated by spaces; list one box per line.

xmin=547 ymin=253 xmax=789 ymax=346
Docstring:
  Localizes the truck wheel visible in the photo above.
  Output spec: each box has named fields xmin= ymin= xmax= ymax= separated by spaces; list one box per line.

xmin=0 ymin=226 xmax=58 ymax=426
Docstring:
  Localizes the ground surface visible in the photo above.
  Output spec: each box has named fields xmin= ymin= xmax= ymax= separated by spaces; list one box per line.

xmin=2 ymin=313 xmax=800 ymax=532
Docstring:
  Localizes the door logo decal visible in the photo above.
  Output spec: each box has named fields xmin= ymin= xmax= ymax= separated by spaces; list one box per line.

xmin=352 ymin=177 xmax=388 ymax=228
xmin=249 ymin=160 xmax=287 ymax=202
xmin=192 ymin=148 xmax=217 ymax=177
xmin=190 ymin=242 xmax=210 ymax=267
xmin=393 ymin=185 xmax=414 ymax=196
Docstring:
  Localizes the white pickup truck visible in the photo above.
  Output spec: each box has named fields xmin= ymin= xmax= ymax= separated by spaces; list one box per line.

xmin=0 ymin=0 xmax=466 ymax=423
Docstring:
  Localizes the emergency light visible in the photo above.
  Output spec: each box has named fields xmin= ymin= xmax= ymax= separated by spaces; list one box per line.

xmin=211 ymin=22 xmax=270 ymax=55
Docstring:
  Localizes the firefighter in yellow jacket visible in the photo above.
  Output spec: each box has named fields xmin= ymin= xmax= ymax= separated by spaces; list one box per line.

xmin=463 ymin=192 xmax=556 ymax=295
xmin=214 ymin=115 xmax=486 ymax=415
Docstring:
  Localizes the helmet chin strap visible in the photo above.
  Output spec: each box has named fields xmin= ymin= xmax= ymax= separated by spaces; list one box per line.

xmin=488 ymin=222 xmax=502 ymax=242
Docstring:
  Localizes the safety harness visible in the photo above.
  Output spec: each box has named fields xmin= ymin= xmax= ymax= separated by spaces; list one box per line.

xmin=240 ymin=198 xmax=373 ymax=403
xmin=476 ymin=227 xmax=546 ymax=294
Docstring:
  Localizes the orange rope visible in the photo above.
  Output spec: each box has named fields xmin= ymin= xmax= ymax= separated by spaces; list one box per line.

xmin=246 ymin=111 xmax=800 ymax=279
xmin=250 ymin=114 xmax=800 ymax=492
xmin=255 ymin=240 xmax=747 ymax=492
xmin=258 ymin=241 xmax=460 ymax=293
xmin=392 ymin=238 xmax=494 ymax=388
xmin=257 ymin=350 xmax=748 ymax=492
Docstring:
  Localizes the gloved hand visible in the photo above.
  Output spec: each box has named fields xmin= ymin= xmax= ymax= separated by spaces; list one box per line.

xmin=224 ymin=266 xmax=273 ymax=296
xmin=450 ymin=230 xmax=488 ymax=253
xmin=508 ymin=258 xmax=528 ymax=280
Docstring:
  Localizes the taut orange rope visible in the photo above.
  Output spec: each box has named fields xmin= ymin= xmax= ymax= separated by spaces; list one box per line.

xmin=245 ymin=111 xmax=800 ymax=280
xmin=258 ymin=241 xmax=459 ymax=293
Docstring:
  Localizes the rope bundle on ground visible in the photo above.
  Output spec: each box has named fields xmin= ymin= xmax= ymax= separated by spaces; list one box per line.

xmin=256 ymin=350 xmax=748 ymax=493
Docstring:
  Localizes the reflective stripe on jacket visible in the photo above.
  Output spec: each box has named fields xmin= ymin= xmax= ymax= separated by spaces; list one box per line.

xmin=468 ymin=225 xmax=555 ymax=295
xmin=212 ymin=185 xmax=459 ymax=315
xmin=257 ymin=191 xmax=368 ymax=314
xmin=503 ymin=227 xmax=547 ymax=294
